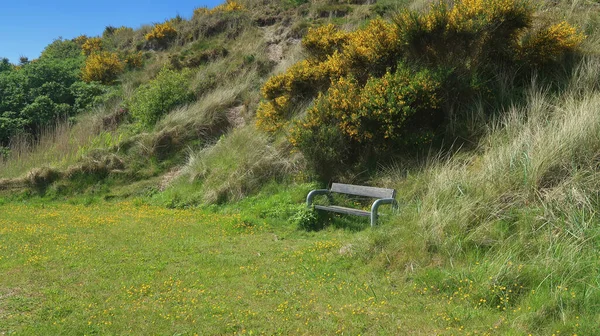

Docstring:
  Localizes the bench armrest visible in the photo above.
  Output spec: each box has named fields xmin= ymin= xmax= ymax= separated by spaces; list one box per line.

xmin=306 ymin=189 xmax=330 ymax=208
xmin=370 ymin=198 xmax=398 ymax=227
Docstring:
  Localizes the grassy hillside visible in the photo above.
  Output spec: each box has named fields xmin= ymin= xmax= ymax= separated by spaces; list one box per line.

xmin=1 ymin=0 xmax=600 ymax=334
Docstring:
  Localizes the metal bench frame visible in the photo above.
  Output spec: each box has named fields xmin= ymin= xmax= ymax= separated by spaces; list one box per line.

xmin=306 ymin=183 xmax=398 ymax=227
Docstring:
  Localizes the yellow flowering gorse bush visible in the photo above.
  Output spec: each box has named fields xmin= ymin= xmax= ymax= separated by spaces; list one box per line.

xmin=518 ymin=21 xmax=586 ymax=66
xmin=221 ymin=0 xmax=244 ymax=12
xmin=290 ymin=66 xmax=442 ymax=150
xmin=73 ymin=35 xmax=89 ymax=46
xmin=81 ymin=37 xmax=103 ymax=56
xmin=302 ymin=24 xmax=349 ymax=60
xmin=194 ymin=0 xmax=245 ymax=16
xmin=194 ymin=7 xmax=210 ymax=16
xmin=114 ymin=26 xmax=133 ymax=34
xmin=145 ymin=23 xmax=178 ymax=47
xmin=343 ymin=19 xmax=399 ymax=72
xmin=256 ymin=19 xmax=399 ymax=133
xmin=81 ymin=52 xmax=124 ymax=84
xmin=256 ymin=0 xmax=585 ymax=178
xmin=447 ymin=0 xmax=530 ymax=32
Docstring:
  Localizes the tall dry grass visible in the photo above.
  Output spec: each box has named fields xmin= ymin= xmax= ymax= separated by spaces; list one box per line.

xmin=181 ymin=126 xmax=297 ymax=204
xmin=0 ymin=107 xmax=122 ymax=180
xmin=368 ymin=57 xmax=600 ymax=333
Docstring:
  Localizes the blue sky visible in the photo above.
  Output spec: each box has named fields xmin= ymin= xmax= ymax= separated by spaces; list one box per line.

xmin=0 ymin=0 xmax=223 ymax=64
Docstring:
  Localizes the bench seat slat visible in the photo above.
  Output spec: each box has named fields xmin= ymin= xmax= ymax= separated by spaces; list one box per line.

xmin=314 ymin=205 xmax=371 ymax=217
xmin=330 ymin=183 xmax=395 ymax=199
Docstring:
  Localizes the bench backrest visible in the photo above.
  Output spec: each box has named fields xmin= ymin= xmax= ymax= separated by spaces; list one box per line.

xmin=330 ymin=183 xmax=395 ymax=199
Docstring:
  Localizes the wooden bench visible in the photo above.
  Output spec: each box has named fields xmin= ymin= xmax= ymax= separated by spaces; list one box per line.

xmin=306 ymin=183 xmax=397 ymax=227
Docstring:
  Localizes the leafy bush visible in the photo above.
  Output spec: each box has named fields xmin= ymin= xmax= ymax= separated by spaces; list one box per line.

xmin=0 ymin=41 xmax=91 ymax=144
xmin=292 ymin=207 xmax=323 ymax=231
xmin=129 ymin=67 xmax=194 ymax=127
xmin=40 ymin=38 xmax=83 ymax=60
xmin=0 ymin=58 xmax=11 ymax=73
xmin=290 ymin=120 xmax=350 ymax=181
xmin=70 ymin=81 xmax=117 ymax=113
xmin=0 ymin=112 xmax=26 ymax=142
xmin=81 ymin=52 xmax=124 ymax=84
xmin=29 ymin=81 xmax=71 ymax=105
xmin=21 ymin=95 xmax=70 ymax=126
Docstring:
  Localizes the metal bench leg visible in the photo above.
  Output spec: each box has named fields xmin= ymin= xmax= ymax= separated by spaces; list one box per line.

xmin=370 ymin=198 xmax=398 ymax=227
xmin=306 ymin=189 xmax=330 ymax=208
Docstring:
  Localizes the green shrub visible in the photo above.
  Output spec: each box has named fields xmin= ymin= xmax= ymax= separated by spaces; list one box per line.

xmin=40 ymin=38 xmax=83 ymax=60
xmin=0 ymin=58 xmax=11 ymax=73
xmin=21 ymin=95 xmax=71 ymax=126
xmin=129 ymin=67 xmax=194 ymax=127
xmin=0 ymin=112 xmax=26 ymax=143
xmin=290 ymin=121 xmax=350 ymax=181
xmin=292 ymin=206 xmax=323 ymax=231
xmin=0 ymin=41 xmax=84 ymax=144
xmin=70 ymin=81 xmax=117 ymax=113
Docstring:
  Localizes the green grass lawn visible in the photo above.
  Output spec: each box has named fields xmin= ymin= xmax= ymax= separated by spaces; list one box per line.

xmin=0 ymin=196 xmax=588 ymax=335
xmin=0 ymin=200 xmax=417 ymax=335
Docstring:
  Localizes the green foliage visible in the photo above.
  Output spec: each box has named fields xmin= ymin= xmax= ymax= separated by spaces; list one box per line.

xmin=40 ymin=39 xmax=83 ymax=60
xmin=0 ymin=58 xmax=11 ymax=73
xmin=30 ymin=81 xmax=71 ymax=105
xmin=22 ymin=55 xmax=83 ymax=89
xmin=0 ymin=70 xmax=27 ymax=114
xmin=21 ymin=95 xmax=70 ymax=126
xmin=0 ymin=112 xmax=26 ymax=142
xmin=0 ymin=59 xmax=80 ymax=138
xmin=284 ymin=0 xmax=308 ymax=7
xmin=0 ymin=39 xmax=109 ymax=145
xmin=129 ymin=67 xmax=194 ymax=127
xmin=292 ymin=206 xmax=323 ymax=231
xmin=291 ymin=120 xmax=349 ymax=181
xmin=70 ymin=81 xmax=119 ymax=113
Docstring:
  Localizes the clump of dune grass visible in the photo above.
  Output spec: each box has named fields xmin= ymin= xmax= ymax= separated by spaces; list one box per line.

xmin=182 ymin=126 xmax=297 ymax=204
xmin=367 ymin=57 xmax=600 ymax=334
xmin=0 ymin=104 xmax=123 ymax=180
